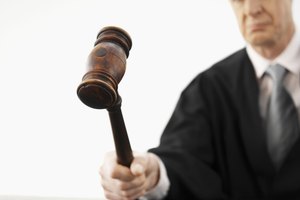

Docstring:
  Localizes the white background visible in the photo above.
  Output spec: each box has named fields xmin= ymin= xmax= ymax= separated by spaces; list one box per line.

xmin=0 ymin=0 xmax=299 ymax=199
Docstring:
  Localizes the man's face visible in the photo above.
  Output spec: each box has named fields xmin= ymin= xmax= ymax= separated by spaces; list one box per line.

xmin=230 ymin=0 xmax=294 ymax=48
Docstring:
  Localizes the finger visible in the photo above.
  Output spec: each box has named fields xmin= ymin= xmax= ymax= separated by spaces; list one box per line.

xmin=116 ymin=173 xmax=146 ymax=191
xmin=105 ymin=190 xmax=145 ymax=200
xmin=101 ymin=172 xmax=145 ymax=194
xmin=100 ymin=175 xmax=115 ymax=193
xmin=130 ymin=189 xmax=147 ymax=200
xmin=130 ymin=163 xmax=145 ymax=176
xmin=103 ymin=190 xmax=122 ymax=200
xmin=130 ymin=153 xmax=148 ymax=176
xmin=111 ymin=165 xmax=135 ymax=181
xmin=100 ymin=159 xmax=135 ymax=182
xmin=119 ymin=178 xmax=147 ymax=199
xmin=104 ymin=183 xmax=146 ymax=200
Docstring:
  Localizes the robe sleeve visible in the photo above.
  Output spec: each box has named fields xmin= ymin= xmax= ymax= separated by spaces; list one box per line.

xmin=149 ymin=73 xmax=228 ymax=200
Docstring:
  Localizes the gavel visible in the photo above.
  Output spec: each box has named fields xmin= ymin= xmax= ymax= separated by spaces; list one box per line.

xmin=77 ymin=26 xmax=133 ymax=167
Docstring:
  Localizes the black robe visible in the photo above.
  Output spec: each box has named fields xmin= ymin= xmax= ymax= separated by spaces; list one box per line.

xmin=149 ymin=48 xmax=300 ymax=200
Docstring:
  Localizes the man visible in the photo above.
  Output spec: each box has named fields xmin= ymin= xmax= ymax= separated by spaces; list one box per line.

xmin=100 ymin=0 xmax=300 ymax=199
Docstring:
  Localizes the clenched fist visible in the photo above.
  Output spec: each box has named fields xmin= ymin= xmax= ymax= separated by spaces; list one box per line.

xmin=99 ymin=152 xmax=160 ymax=200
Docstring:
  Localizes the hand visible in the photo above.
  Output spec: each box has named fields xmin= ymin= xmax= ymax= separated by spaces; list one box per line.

xmin=99 ymin=151 xmax=160 ymax=200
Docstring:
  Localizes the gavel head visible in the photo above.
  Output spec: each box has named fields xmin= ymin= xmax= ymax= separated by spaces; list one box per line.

xmin=77 ymin=26 xmax=132 ymax=109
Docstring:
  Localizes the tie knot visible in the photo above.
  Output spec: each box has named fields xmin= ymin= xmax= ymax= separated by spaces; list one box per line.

xmin=265 ymin=64 xmax=287 ymax=83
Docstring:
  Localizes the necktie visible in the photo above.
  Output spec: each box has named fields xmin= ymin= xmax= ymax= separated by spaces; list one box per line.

xmin=265 ymin=64 xmax=299 ymax=169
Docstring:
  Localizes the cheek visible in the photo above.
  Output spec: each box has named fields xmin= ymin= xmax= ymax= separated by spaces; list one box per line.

xmin=273 ymin=14 xmax=288 ymax=37
xmin=272 ymin=4 xmax=292 ymax=32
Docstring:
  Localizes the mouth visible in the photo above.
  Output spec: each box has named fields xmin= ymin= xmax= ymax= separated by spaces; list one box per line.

xmin=247 ymin=22 xmax=270 ymax=32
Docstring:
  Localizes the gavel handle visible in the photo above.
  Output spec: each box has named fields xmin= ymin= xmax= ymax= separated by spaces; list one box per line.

xmin=107 ymin=100 xmax=134 ymax=168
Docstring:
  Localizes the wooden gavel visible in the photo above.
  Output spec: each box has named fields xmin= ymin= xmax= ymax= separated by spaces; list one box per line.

xmin=77 ymin=26 xmax=133 ymax=167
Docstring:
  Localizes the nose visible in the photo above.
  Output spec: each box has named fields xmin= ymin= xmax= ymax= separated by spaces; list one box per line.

xmin=244 ymin=0 xmax=263 ymax=16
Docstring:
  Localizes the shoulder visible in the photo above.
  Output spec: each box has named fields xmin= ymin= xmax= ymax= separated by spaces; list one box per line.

xmin=204 ymin=48 xmax=249 ymax=78
xmin=194 ymin=48 xmax=250 ymax=84
xmin=184 ymin=48 xmax=251 ymax=94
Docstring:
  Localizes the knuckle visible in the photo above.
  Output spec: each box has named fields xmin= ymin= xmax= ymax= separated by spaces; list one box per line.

xmin=120 ymin=191 xmax=132 ymax=199
xmin=103 ymin=191 xmax=111 ymax=199
xmin=116 ymin=180 xmax=127 ymax=190
xmin=110 ymin=169 xmax=119 ymax=179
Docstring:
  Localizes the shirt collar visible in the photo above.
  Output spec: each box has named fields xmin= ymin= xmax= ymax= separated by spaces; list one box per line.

xmin=246 ymin=26 xmax=300 ymax=78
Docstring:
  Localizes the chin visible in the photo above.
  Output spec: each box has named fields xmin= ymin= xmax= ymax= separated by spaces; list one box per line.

xmin=247 ymin=33 xmax=275 ymax=47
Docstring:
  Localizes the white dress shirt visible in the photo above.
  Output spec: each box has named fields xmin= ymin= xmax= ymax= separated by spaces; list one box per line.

xmin=142 ymin=27 xmax=300 ymax=200
xmin=247 ymin=27 xmax=300 ymax=122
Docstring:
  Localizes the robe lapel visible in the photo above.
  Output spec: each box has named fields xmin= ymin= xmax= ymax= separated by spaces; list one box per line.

xmin=236 ymin=51 xmax=276 ymax=178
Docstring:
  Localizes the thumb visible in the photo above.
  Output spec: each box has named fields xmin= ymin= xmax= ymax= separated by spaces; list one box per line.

xmin=130 ymin=159 xmax=146 ymax=176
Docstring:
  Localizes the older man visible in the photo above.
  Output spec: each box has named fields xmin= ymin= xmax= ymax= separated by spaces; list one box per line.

xmin=100 ymin=0 xmax=300 ymax=199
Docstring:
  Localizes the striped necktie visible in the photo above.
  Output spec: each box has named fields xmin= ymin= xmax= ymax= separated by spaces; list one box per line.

xmin=265 ymin=64 xmax=299 ymax=169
